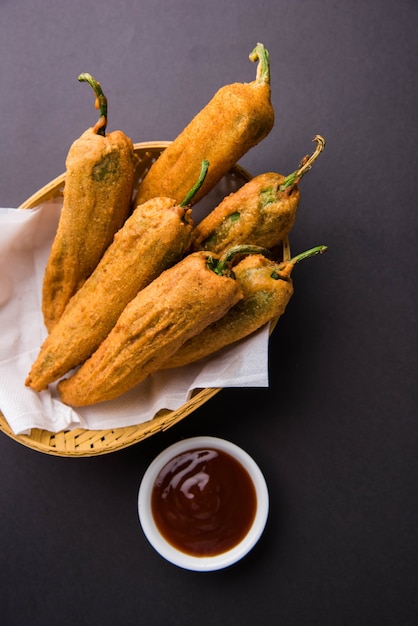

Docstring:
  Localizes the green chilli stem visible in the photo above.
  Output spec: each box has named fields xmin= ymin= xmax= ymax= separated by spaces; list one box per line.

xmin=249 ymin=42 xmax=271 ymax=84
xmin=78 ymin=72 xmax=107 ymax=137
xmin=180 ymin=160 xmax=210 ymax=206
xmin=271 ymin=245 xmax=327 ymax=279
xmin=289 ymin=245 xmax=328 ymax=265
xmin=279 ymin=135 xmax=326 ymax=192
xmin=209 ymin=244 xmax=271 ymax=276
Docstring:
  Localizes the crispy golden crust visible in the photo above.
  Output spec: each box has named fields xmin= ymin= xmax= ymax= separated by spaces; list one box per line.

xmin=162 ymin=254 xmax=294 ymax=369
xmin=57 ymin=252 xmax=243 ymax=406
xmin=134 ymin=80 xmax=274 ymax=207
xmin=42 ymin=128 xmax=136 ymax=331
xmin=26 ymin=198 xmax=193 ymax=392
xmin=191 ymin=172 xmax=300 ymax=255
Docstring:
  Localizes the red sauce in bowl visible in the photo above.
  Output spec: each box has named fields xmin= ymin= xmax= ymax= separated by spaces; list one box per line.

xmin=151 ymin=447 xmax=257 ymax=557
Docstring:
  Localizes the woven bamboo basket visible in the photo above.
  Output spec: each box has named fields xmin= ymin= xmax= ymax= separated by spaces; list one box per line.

xmin=0 ymin=142 xmax=290 ymax=457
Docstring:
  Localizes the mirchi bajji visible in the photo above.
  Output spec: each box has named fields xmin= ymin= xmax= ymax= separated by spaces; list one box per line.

xmin=161 ymin=245 xmax=327 ymax=369
xmin=134 ymin=43 xmax=275 ymax=207
xmin=42 ymin=73 xmax=137 ymax=331
xmin=191 ymin=135 xmax=325 ymax=255
xmin=57 ymin=250 xmax=247 ymax=406
xmin=25 ymin=163 xmax=209 ymax=392
xmin=26 ymin=204 xmax=200 ymax=394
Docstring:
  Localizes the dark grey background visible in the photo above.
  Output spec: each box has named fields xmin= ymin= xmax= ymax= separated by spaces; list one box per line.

xmin=1 ymin=1 xmax=417 ymax=625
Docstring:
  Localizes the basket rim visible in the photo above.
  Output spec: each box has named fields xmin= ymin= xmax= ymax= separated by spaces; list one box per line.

xmin=0 ymin=387 xmax=221 ymax=457
xmin=0 ymin=141 xmax=289 ymax=457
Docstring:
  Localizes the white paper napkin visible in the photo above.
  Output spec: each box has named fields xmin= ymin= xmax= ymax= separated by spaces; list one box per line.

xmin=0 ymin=201 xmax=270 ymax=436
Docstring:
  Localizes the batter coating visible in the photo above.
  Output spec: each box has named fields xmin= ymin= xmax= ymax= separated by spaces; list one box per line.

xmin=192 ymin=136 xmax=325 ymax=255
xmin=42 ymin=74 xmax=136 ymax=330
xmin=162 ymin=253 xmax=294 ymax=368
xmin=57 ymin=252 xmax=243 ymax=406
xmin=163 ymin=245 xmax=327 ymax=369
xmin=134 ymin=43 xmax=274 ymax=207
xmin=26 ymin=198 xmax=193 ymax=391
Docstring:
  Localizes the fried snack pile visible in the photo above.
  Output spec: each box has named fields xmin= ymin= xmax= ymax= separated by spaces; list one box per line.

xmin=57 ymin=252 xmax=243 ymax=406
xmin=26 ymin=44 xmax=327 ymax=406
xmin=26 ymin=197 xmax=194 ymax=391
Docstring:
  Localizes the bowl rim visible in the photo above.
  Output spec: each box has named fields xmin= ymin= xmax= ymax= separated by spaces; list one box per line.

xmin=137 ymin=435 xmax=269 ymax=571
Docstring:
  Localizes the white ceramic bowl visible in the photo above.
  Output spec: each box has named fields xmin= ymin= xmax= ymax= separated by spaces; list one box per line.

xmin=138 ymin=436 xmax=269 ymax=571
